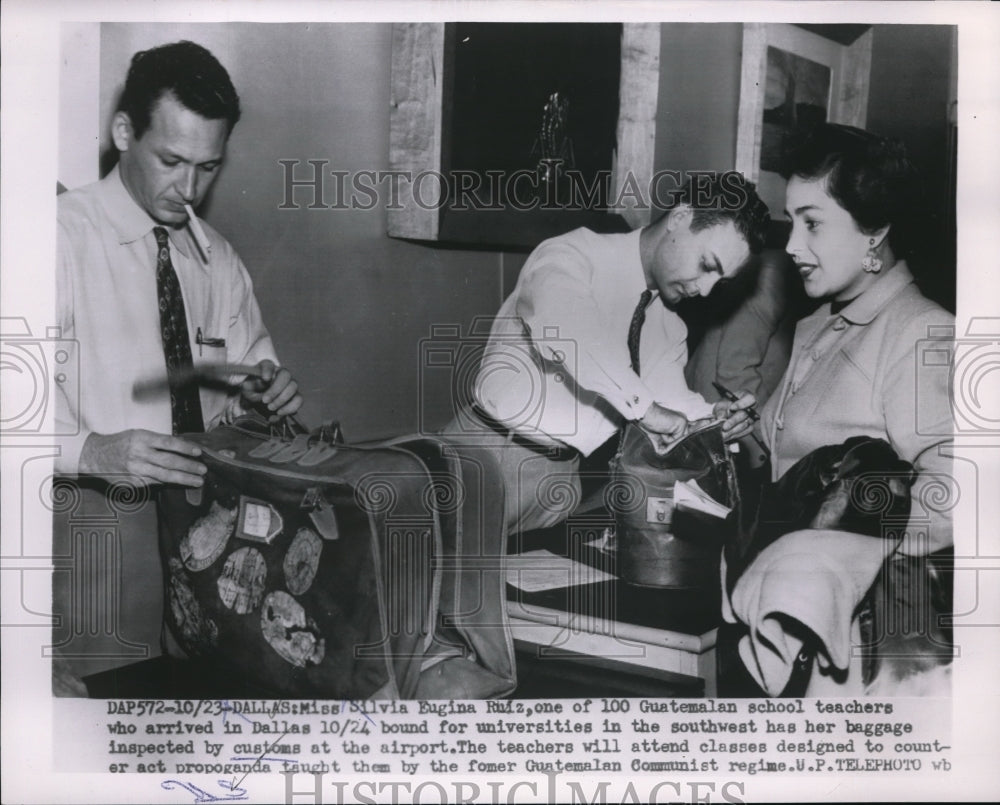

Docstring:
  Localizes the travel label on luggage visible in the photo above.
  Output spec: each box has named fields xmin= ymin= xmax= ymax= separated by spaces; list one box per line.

xmin=260 ymin=591 xmax=326 ymax=667
xmin=284 ymin=528 xmax=323 ymax=595
xmin=217 ymin=547 xmax=268 ymax=614
xmin=180 ymin=501 xmax=237 ymax=571
xmin=167 ymin=558 xmax=219 ymax=652
xmin=237 ymin=497 xmax=284 ymax=544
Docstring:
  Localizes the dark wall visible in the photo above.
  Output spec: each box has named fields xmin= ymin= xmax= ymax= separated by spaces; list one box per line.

xmin=867 ymin=25 xmax=954 ymax=211
xmin=866 ymin=25 xmax=956 ymax=311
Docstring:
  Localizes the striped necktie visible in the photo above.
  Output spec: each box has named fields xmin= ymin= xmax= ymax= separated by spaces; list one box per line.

xmin=154 ymin=226 xmax=205 ymax=434
xmin=627 ymin=289 xmax=653 ymax=375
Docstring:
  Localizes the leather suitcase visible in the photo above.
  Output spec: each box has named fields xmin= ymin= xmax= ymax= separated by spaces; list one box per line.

xmin=609 ymin=421 xmax=739 ymax=589
xmin=158 ymin=414 xmax=516 ymax=699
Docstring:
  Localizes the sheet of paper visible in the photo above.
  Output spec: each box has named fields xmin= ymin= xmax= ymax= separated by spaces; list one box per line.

xmin=506 ymin=549 xmax=616 ymax=592
xmin=674 ymin=477 xmax=732 ymax=518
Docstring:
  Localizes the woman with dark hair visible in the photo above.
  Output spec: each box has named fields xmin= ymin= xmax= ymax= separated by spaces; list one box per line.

xmin=725 ymin=124 xmax=954 ymax=696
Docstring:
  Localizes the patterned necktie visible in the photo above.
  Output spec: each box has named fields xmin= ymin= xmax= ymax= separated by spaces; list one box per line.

xmin=627 ymin=289 xmax=653 ymax=375
xmin=154 ymin=226 xmax=204 ymax=434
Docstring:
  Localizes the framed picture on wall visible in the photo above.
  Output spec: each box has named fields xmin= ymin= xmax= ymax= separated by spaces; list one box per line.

xmin=388 ymin=22 xmax=660 ymax=248
xmin=736 ymin=23 xmax=874 ymax=217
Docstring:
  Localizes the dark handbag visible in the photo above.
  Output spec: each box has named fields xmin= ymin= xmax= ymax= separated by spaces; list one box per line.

xmin=719 ymin=435 xmax=951 ymax=696
xmin=609 ymin=420 xmax=740 ymax=588
xmin=158 ymin=414 xmax=516 ymax=699
xmin=724 ymin=436 xmax=915 ymax=589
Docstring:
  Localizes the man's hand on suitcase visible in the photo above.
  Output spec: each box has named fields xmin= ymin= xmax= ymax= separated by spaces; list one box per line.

xmin=639 ymin=402 xmax=689 ymax=456
xmin=79 ymin=430 xmax=206 ymax=487
xmin=240 ymin=359 xmax=303 ymax=420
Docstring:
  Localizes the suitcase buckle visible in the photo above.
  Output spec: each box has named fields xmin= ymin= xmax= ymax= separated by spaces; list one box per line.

xmin=301 ymin=486 xmax=340 ymax=540
xmin=310 ymin=420 xmax=345 ymax=446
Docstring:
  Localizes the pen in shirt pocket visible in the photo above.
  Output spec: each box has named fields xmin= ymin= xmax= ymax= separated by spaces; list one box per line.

xmin=196 ymin=327 xmax=226 ymax=356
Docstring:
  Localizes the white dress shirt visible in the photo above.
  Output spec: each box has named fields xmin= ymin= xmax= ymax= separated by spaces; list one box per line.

xmin=55 ymin=164 xmax=278 ymax=474
xmin=475 ymin=227 xmax=714 ymax=456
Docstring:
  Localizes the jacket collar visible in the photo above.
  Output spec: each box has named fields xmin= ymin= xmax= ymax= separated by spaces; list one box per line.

xmin=835 ymin=261 xmax=915 ymax=325
xmin=98 ymin=163 xmax=197 ymax=264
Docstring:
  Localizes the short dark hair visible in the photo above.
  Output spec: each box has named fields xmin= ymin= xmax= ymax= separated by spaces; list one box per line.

xmin=117 ymin=40 xmax=241 ymax=139
xmin=781 ymin=123 xmax=922 ymax=258
xmin=673 ymin=172 xmax=770 ymax=255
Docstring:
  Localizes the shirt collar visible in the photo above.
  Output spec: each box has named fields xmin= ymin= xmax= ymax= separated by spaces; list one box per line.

xmin=835 ymin=261 xmax=915 ymax=325
xmin=99 ymin=163 xmax=196 ymax=262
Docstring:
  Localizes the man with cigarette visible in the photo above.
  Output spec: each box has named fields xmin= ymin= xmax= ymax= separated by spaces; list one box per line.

xmin=57 ymin=40 xmax=301 ymax=485
xmin=53 ymin=41 xmax=300 ymax=686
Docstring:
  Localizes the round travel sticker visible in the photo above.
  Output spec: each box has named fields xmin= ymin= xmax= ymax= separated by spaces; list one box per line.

xmin=260 ymin=591 xmax=325 ymax=667
xmin=181 ymin=501 xmax=237 ymax=571
xmin=217 ymin=547 xmax=268 ymax=615
xmin=284 ymin=528 xmax=323 ymax=596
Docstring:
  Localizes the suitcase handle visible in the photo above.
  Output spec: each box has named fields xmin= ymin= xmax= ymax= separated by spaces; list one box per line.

xmin=230 ymin=411 xmax=309 ymax=441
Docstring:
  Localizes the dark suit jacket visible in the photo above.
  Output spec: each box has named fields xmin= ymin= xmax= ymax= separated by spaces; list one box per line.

xmin=684 ymin=249 xmax=799 ymax=407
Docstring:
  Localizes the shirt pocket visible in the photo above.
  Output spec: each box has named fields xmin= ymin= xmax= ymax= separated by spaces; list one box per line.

xmin=191 ymin=327 xmax=229 ymax=367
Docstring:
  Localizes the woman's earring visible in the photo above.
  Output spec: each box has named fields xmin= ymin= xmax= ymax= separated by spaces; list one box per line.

xmin=862 ymin=238 xmax=883 ymax=273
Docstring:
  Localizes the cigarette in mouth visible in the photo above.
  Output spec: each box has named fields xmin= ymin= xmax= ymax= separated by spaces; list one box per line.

xmin=184 ymin=203 xmax=211 ymax=260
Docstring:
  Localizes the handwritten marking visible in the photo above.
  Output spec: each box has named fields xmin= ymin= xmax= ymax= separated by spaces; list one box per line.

xmin=219 ymin=700 xmax=255 ymax=727
xmin=161 ymin=779 xmax=248 ymax=803
xmin=230 ymin=756 xmax=300 ymax=766
xmin=231 ymin=730 xmax=290 ymax=791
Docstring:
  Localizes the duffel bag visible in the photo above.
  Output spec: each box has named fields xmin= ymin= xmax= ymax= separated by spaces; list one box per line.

xmin=158 ymin=414 xmax=515 ymax=699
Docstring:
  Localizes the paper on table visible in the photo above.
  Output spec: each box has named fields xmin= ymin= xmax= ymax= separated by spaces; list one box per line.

xmin=674 ymin=478 xmax=731 ymax=518
xmin=506 ymin=549 xmax=616 ymax=592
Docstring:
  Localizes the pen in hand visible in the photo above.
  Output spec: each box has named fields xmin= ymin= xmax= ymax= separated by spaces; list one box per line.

xmin=712 ymin=381 xmax=770 ymax=461
xmin=712 ymin=381 xmax=760 ymax=422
